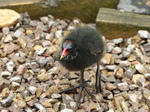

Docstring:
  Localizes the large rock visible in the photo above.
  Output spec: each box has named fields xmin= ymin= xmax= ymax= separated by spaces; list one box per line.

xmin=0 ymin=9 xmax=20 ymax=28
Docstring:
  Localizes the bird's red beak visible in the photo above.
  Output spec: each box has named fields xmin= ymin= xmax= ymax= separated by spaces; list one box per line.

xmin=60 ymin=48 xmax=68 ymax=60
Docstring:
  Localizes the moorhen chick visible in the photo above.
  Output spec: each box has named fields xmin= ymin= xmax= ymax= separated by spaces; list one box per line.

xmin=58 ymin=26 xmax=104 ymax=104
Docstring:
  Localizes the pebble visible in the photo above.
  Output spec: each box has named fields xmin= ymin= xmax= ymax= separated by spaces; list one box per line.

xmin=135 ymin=64 xmax=147 ymax=74
xmin=132 ymin=74 xmax=145 ymax=84
xmin=34 ymin=103 xmax=46 ymax=111
xmin=112 ymin=47 xmax=122 ymax=54
xmin=13 ymin=30 xmax=22 ymax=38
xmin=0 ymin=9 xmax=20 ymax=28
xmin=1 ymin=95 xmax=14 ymax=107
xmin=1 ymin=71 xmax=12 ymax=78
xmin=0 ymin=11 xmax=150 ymax=111
xmin=138 ymin=30 xmax=150 ymax=39
xmin=144 ymin=73 xmax=150 ymax=81
xmin=9 ymin=77 xmax=21 ymax=82
xmin=106 ymin=43 xmax=115 ymax=52
xmin=6 ymin=61 xmax=15 ymax=72
xmin=4 ymin=34 xmax=13 ymax=42
xmin=37 ymin=47 xmax=47 ymax=55
xmin=106 ymin=83 xmax=117 ymax=91
xmin=112 ymin=38 xmax=123 ymax=44
xmin=17 ymin=64 xmax=26 ymax=75
xmin=115 ymin=68 xmax=124 ymax=79
xmin=11 ymin=82 xmax=20 ymax=90
xmin=101 ymin=53 xmax=112 ymax=65
xmin=61 ymin=108 xmax=74 ymax=112
xmin=28 ymin=86 xmax=37 ymax=94
xmin=124 ymin=68 xmax=136 ymax=79
xmin=119 ymin=61 xmax=131 ymax=67
xmin=2 ymin=27 xmax=10 ymax=35
xmin=3 ymin=43 xmax=20 ymax=54
xmin=40 ymin=16 xmax=49 ymax=24
xmin=105 ymin=65 xmax=118 ymax=71
xmin=117 ymin=82 xmax=129 ymax=91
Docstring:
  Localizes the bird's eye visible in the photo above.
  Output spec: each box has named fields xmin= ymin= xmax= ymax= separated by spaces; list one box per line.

xmin=66 ymin=48 xmax=72 ymax=52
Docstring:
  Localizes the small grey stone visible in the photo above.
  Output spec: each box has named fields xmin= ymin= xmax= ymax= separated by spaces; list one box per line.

xmin=37 ymin=48 xmax=47 ymax=55
xmin=2 ymin=27 xmax=10 ymax=35
xmin=24 ymin=107 xmax=33 ymax=112
xmin=143 ymin=43 xmax=150 ymax=52
xmin=137 ymin=108 xmax=148 ymax=112
xmin=119 ymin=61 xmax=131 ymax=67
xmin=112 ymin=47 xmax=122 ymax=54
xmin=6 ymin=61 xmax=15 ymax=72
xmin=61 ymin=108 xmax=74 ymax=112
xmin=122 ymin=51 xmax=131 ymax=58
xmin=102 ymin=90 xmax=113 ymax=100
xmin=124 ymin=68 xmax=136 ymax=79
xmin=55 ymin=30 xmax=62 ymax=38
xmin=40 ymin=16 xmax=49 ymax=24
xmin=1 ymin=95 xmax=14 ymax=107
xmin=13 ymin=30 xmax=23 ymax=38
xmin=9 ymin=77 xmax=21 ymax=82
xmin=138 ymin=30 xmax=149 ymax=39
xmin=112 ymin=38 xmax=123 ymax=44
xmin=126 ymin=44 xmax=135 ymax=52
xmin=1 ymin=71 xmax=12 ymax=78
xmin=107 ymin=43 xmax=115 ymax=52
xmin=107 ymin=75 xmax=116 ymax=82
xmin=4 ymin=34 xmax=13 ymax=42
xmin=62 ymin=94 xmax=74 ymax=105
xmin=38 ymin=57 xmax=48 ymax=67
xmin=142 ymin=88 xmax=150 ymax=106
xmin=129 ymin=84 xmax=139 ymax=90
xmin=51 ymin=93 xmax=61 ymax=99
xmin=30 ymin=20 xmax=38 ymax=26
xmin=135 ymin=64 xmax=146 ymax=74
xmin=129 ymin=94 xmax=139 ymax=105
xmin=48 ymin=20 xmax=55 ymax=28
xmin=118 ymin=82 xmax=129 ymax=91
xmin=105 ymin=65 xmax=118 ymax=70
xmin=45 ymin=33 xmax=53 ymax=40
xmin=144 ymin=73 xmax=150 ymax=81
xmin=28 ymin=86 xmax=37 ymax=94
xmin=34 ymin=103 xmax=46 ymax=111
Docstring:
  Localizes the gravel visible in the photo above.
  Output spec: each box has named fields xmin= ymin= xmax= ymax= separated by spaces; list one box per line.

xmin=0 ymin=12 xmax=150 ymax=111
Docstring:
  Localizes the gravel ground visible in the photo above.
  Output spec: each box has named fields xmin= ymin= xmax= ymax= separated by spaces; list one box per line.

xmin=0 ymin=12 xmax=150 ymax=112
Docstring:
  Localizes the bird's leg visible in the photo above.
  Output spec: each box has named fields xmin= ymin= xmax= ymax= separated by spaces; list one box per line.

xmin=95 ymin=61 xmax=102 ymax=93
xmin=58 ymin=69 xmax=95 ymax=105
xmin=76 ymin=69 xmax=95 ymax=104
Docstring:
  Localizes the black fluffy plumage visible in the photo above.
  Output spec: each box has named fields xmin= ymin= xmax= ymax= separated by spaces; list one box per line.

xmin=58 ymin=26 xmax=104 ymax=105
xmin=59 ymin=27 xmax=104 ymax=70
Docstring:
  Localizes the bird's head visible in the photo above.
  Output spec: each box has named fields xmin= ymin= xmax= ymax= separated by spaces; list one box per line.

xmin=60 ymin=39 xmax=74 ymax=60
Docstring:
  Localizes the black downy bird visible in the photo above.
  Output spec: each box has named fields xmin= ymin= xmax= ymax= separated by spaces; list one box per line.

xmin=58 ymin=26 xmax=104 ymax=104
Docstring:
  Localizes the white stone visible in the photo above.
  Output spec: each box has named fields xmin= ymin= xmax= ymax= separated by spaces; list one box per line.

xmin=138 ymin=30 xmax=149 ymax=38
xmin=6 ymin=61 xmax=14 ymax=72
xmin=28 ymin=86 xmax=37 ymax=94
xmin=112 ymin=38 xmax=123 ymax=44
xmin=10 ymin=77 xmax=21 ymax=82
xmin=1 ymin=71 xmax=12 ymax=77
xmin=4 ymin=34 xmax=13 ymax=42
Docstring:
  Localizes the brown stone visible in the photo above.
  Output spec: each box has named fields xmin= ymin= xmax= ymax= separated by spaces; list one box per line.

xmin=0 ymin=9 xmax=20 ymax=28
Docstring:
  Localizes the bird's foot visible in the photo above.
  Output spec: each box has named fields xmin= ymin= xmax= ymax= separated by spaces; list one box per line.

xmin=58 ymin=80 xmax=95 ymax=106
xmin=95 ymin=86 xmax=102 ymax=94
